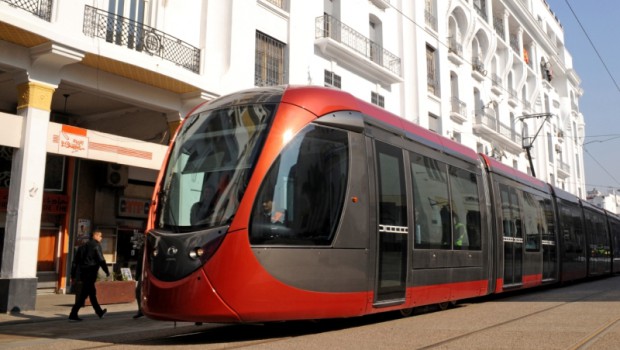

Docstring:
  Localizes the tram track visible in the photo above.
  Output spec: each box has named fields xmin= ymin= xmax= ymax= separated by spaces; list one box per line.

xmin=417 ymin=284 xmax=620 ymax=349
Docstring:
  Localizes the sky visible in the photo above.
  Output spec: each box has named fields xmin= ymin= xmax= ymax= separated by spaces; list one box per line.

xmin=546 ymin=0 xmax=620 ymax=193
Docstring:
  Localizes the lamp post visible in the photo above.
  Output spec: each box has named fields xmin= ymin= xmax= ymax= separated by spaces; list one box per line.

xmin=518 ymin=113 xmax=554 ymax=178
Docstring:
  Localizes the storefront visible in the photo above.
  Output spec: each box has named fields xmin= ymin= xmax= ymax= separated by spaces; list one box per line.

xmin=0 ymin=145 xmax=157 ymax=293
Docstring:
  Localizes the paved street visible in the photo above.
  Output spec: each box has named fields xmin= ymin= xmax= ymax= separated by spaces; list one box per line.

xmin=1 ymin=276 xmax=620 ymax=349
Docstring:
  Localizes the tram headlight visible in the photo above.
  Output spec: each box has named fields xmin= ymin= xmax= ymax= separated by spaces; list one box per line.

xmin=152 ymin=248 xmax=159 ymax=257
xmin=189 ymin=247 xmax=204 ymax=259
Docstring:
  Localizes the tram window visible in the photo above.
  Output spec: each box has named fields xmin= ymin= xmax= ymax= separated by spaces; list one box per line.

xmin=521 ymin=192 xmax=543 ymax=252
xmin=410 ymin=153 xmax=450 ymax=249
xmin=250 ymin=125 xmax=348 ymax=245
xmin=448 ymin=166 xmax=481 ymax=250
xmin=499 ymin=184 xmax=522 ymax=239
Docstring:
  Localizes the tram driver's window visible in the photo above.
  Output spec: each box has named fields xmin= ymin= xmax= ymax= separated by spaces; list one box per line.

xmin=249 ymin=125 xmax=349 ymax=246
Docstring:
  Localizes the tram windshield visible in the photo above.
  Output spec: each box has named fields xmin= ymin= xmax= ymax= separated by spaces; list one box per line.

xmin=156 ymin=103 xmax=276 ymax=232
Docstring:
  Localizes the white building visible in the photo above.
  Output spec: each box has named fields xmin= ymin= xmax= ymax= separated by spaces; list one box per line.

xmin=587 ymin=189 xmax=620 ymax=215
xmin=0 ymin=0 xmax=585 ymax=310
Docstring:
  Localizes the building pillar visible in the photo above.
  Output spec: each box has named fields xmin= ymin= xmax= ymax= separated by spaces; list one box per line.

xmin=0 ymin=42 xmax=83 ymax=312
xmin=0 ymin=81 xmax=55 ymax=312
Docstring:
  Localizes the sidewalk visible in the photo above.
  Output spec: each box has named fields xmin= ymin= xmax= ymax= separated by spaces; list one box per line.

xmin=0 ymin=292 xmax=139 ymax=326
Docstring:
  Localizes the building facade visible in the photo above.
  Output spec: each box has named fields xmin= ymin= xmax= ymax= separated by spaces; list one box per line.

xmin=0 ymin=0 xmax=585 ymax=311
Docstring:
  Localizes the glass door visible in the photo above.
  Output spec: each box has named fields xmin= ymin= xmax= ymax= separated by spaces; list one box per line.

xmin=374 ymin=141 xmax=408 ymax=303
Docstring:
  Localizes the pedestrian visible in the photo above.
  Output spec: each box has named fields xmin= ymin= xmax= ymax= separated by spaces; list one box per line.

xmin=133 ymin=244 xmax=144 ymax=319
xmin=68 ymin=230 xmax=110 ymax=322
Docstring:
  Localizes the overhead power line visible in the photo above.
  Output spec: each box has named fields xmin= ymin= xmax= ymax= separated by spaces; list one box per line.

xmin=564 ymin=0 xmax=620 ymax=93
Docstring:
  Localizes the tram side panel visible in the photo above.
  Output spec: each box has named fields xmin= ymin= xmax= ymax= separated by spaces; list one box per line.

xmin=582 ymin=205 xmax=612 ymax=277
xmin=485 ymin=172 xmax=555 ymax=292
xmin=607 ymin=216 xmax=620 ymax=273
xmin=555 ymin=197 xmax=587 ymax=282
xmin=405 ymin=141 xmax=489 ymax=306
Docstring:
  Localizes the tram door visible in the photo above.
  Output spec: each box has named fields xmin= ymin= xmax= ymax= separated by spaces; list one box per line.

xmin=374 ymin=141 xmax=408 ymax=303
xmin=499 ymin=184 xmax=523 ymax=287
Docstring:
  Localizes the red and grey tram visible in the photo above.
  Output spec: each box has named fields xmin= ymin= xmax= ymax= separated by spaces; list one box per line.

xmin=141 ymin=85 xmax=620 ymax=323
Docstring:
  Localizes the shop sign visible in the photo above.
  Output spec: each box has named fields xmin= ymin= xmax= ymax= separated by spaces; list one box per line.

xmin=57 ymin=125 xmax=89 ymax=158
xmin=42 ymin=193 xmax=68 ymax=214
xmin=0 ymin=189 xmax=67 ymax=213
xmin=118 ymin=197 xmax=150 ymax=218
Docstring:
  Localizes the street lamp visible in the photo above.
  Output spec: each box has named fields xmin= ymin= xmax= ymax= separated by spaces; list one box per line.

xmin=518 ymin=113 xmax=554 ymax=178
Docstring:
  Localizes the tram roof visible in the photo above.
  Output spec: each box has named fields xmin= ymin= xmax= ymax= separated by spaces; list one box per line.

xmin=281 ymin=85 xmax=480 ymax=164
xmin=480 ymin=153 xmax=550 ymax=193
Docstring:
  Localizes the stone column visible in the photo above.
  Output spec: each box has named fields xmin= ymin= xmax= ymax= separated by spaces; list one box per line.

xmin=0 ymin=42 xmax=83 ymax=312
xmin=0 ymin=81 xmax=55 ymax=312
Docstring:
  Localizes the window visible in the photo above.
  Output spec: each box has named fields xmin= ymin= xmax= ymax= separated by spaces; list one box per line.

xmin=250 ymin=125 xmax=349 ymax=245
xmin=371 ymin=91 xmax=385 ymax=107
xmin=324 ymin=70 xmax=341 ymax=88
xmin=410 ymin=153 xmax=482 ymax=250
xmin=411 ymin=154 xmax=449 ymax=249
xmin=426 ymin=45 xmax=439 ymax=96
xmin=255 ymin=31 xmax=286 ymax=86
xmin=428 ymin=113 xmax=440 ymax=133
xmin=521 ymin=191 xmax=547 ymax=252
xmin=449 ymin=166 xmax=481 ymax=250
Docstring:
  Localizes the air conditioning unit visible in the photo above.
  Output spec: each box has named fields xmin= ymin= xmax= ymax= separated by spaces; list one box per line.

xmin=107 ymin=164 xmax=128 ymax=187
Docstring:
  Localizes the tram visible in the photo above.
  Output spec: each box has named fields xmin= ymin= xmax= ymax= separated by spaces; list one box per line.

xmin=141 ymin=85 xmax=620 ymax=323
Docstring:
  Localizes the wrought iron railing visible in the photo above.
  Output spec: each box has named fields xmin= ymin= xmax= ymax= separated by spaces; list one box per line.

xmin=315 ymin=14 xmax=401 ymax=77
xmin=448 ymin=37 xmax=463 ymax=56
xmin=1 ymin=0 xmax=52 ymax=21
xmin=558 ymin=160 xmax=570 ymax=173
xmin=493 ymin=17 xmax=505 ymax=39
xmin=474 ymin=4 xmax=487 ymax=21
xmin=523 ymin=100 xmax=532 ymax=111
xmin=491 ymin=73 xmax=502 ymax=87
xmin=472 ymin=57 xmax=487 ymax=76
xmin=83 ymin=5 xmax=200 ymax=73
xmin=476 ymin=111 xmax=497 ymax=130
xmin=510 ymin=34 xmax=520 ymax=53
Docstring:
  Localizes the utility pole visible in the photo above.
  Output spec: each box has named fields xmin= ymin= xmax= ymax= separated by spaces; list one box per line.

xmin=518 ymin=113 xmax=554 ymax=178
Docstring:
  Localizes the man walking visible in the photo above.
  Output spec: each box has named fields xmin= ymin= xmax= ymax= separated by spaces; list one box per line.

xmin=69 ymin=230 xmax=110 ymax=321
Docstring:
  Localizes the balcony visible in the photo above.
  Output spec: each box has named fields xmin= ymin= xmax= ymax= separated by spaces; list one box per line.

xmin=491 ymin=73 xmax=503 ymax=95
xmin=1 ymin=0 xmax=52 ymax=21
xmin=473 ymin=111 xmax=522 ymax=153
xmin=471 ymin=57 xmax=487 ymax=82
xmin=507 ymin=88 xmax=518 ymax=107
xmin=557 ymin=160 xmax=570 ymax=178
xmin=369 ymin=0 xmax=390 ymax=10
xmin=448 ymin=38 xmax=464 ymax=66
xmin=493 ymin=17 xmax=505 ymax=40
xmin=315 ymin=14 xmax=402 ymax=85
xmin=509 ymin=34 xmax=519 ymax=54
xmin=450 ymin=97 xmax=467 ymax=123
xmin=474 ymin=4 xmax=487 ymax=22
xmin=83 ymin=5 xmax=201 ymax=73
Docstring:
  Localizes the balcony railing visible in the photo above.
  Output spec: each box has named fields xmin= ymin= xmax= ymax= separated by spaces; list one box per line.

xmin=316 ymin=14 xmax=401 ymax=77
xmin=83 ymin=5 xmax=201 ymax=73
xmin=493 ymin=17 xmax=505 ymax=39
xmin=476 ymin=111 xmax=497 ymax=130
xmin=509 ymin=34 xmax=519 ymax=53
xmin=558 ymin=160 xmax=571 ymax=174
xmin=474 ymin=4 xmax=487 ymax=21
xmin=451 ymin=97 xmax=467 ymax=117
xmin=491 ymin=73 xmax=502 ymax=87
xmin=448 ymin=38 xmax=463 ymax=56
xmin=263 ymin=0 xmax=287 ymax=10
xmin=1 ymin=0 xmax=52 ymax=21
xmin=472 ymin=57 xmax=487 ymax=76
